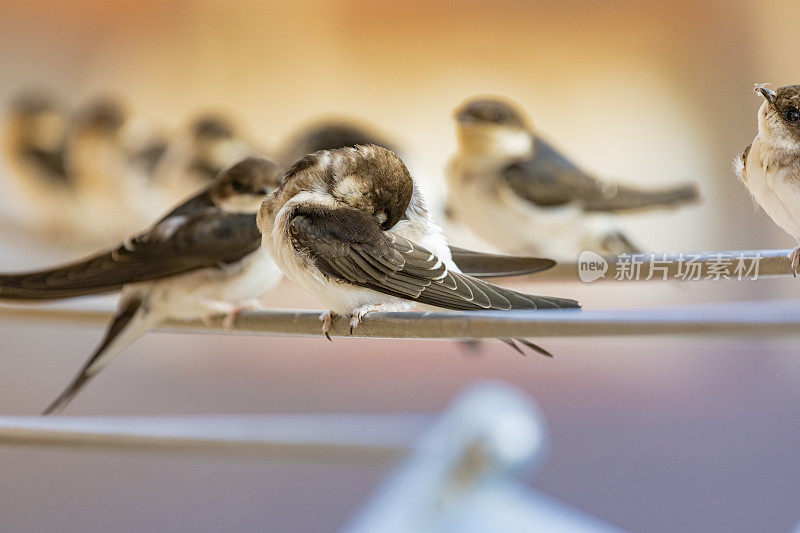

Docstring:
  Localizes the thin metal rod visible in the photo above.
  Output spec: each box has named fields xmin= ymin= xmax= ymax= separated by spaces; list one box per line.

xmin=3 ymin=300 xmax=800 ymax=339
xmin=0 ymin=414 xmax=427 ymax=461
xmin=530 ymin=248 xmax=794 ymax=281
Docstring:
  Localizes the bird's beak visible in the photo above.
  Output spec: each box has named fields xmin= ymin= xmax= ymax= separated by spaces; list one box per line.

xmin=759 ymin=86 xmax=777 ymax=105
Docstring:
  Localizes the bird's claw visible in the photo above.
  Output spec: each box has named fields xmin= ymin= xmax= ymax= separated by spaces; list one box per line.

xmin=222 ymin=299 xmax=264 ymax=330
xmin=349 ymin=306 xmax=379 ymax=335
xmin=320 ymin=311 xmax=336 ymax=341
xmin=790 ymin=247 xmax=800 ymax=278
xmin=349 ymin=315 xmax=360 ymax=335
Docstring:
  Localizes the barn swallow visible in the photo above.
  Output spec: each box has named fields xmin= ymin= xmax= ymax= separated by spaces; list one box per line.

xmin=446 ymin=97 xmax=700 ymax=259
xmin=279 ymin=119 xmax=399 ymax=168
xmin=257 ymin=145 xmax=579 ymax=352
xmin=2 ymin=92 xmax=76 ymax=233
xmin=155 ymin=113 xmax=263 ymax=204
xmin=0 ymin=157 xmax=284 ymax=414
xmin=736 ymin=83 xmax=800 ymax=275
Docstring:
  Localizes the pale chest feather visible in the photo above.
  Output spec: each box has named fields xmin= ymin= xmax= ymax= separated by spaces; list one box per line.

xmin=447 ymin=157 xmax=600 ymax=258
xmin=743 ymin=138 xmax=800 ymax=240
xmin=138 ymin=247 xmax=282 ymax=320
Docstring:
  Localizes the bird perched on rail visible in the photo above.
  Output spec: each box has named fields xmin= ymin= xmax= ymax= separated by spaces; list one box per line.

xmin=0 ymin=150 xmax=557 ymax=413
xmin=736 ymin=83 xmax=800 ymax=275
xmin=155 ymin=113 xmax=264 ymax=206
xmin=1 ymin=91 xmax=77 ymax=235
xmin=446 ymin=97 xmax=700 ymax=259
xmin=0 ymin=157 xmax=284 ymax=414
xmin=257 ymin=144 xmax=579 ymax=352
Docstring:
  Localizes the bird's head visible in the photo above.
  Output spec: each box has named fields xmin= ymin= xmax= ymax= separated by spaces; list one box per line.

xmin=191 ymin=114 xmax=235 ymax=142
xmin=71 ymin=98 xmax=126 ymax=139
xmin=211 ymin=157 xmax=282 ymax=214
xmin=261 ymin=145 xmax=413 ymax=231
xmin=6 ymin=92 xmax=66 ymax=152
xmin=755 ymin=84 xmax=800 ymax=150
xmin=281 ymin=120 xmax=398 ymax=166
xmin=454 ymin=97 xmax=532 ymax=158
xmin=188 ymin=113 xmax=255 ymax=178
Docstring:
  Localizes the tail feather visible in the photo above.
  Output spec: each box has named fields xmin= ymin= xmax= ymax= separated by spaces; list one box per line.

xmin=42 ymin=296 xmax=156 ymax=415
xmin=0 ymin=252 xmax=123 ymax=300
xmin=448 ymin=245 xmax=556 ymax=278
xmin=585 ymin=183 xmax=700 ymax=212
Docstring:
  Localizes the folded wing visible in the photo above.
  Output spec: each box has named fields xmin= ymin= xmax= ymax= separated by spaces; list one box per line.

xmin=289 ymin=206 xmax=579 ymax=311
xmin=503 ymin=137 xmax=699 ymax=212
xmin=0 ymin=194 xmax=260 ymax=300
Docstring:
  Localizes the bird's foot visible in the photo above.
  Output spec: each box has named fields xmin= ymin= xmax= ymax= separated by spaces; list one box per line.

xmin=349 ymin=305 xmax=384 ymax=335
xmin=790 ymin=247 xmax=800 ymax=277
xmin=320 ymin=310 xmax=337 ymax=341
xmin=223 ymin=299 xmax=265 ymax=330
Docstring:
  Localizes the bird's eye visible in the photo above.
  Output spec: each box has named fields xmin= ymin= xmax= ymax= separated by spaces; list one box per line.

xmin=785 ymin=107 xmax=800 ymax=123
xmin=231 ymin=180 xmax=249 ymax=193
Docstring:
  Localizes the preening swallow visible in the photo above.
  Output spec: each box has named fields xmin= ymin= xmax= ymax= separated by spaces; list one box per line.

xmin=155 ymin=113 xmax=263 ymax=205
xmin=257 ymin=145 xmax=579 ymax=350
xmin=736 ymin=84 xmax=800 ymax=275
xmin=0 ymin=157 xmax=284 ymax=414
xmin=446 ymin=97 xmax=700 ymax=259
xmin=279 ymin=119 xmax=399 ymax=168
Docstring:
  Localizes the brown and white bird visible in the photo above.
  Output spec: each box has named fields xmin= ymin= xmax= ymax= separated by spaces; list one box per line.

xmin=0 ymin=157 xmax=284 ymax=414
xmin=446 ymin=97 xmax=700 ymax=259
xmin=155 ymin=113 xmax=263 ymax=205
xmin=66 ymin=97 xmax=169 ymax=242
xmin=257 ymin=145 xmax=579 ymax=350
xmin=1 ymin=92 xmax=76 ymax=233
xmin=736 ymin=84 xmax=800 ymax=275
xmin=278 ymin=119 xmax=399 ymax=168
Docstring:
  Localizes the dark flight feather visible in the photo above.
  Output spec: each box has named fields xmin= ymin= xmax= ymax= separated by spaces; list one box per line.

xmin=288 ymin=205 xmax=579 ymax=311
xmin=0 ymin=190 xmax=260 ymax=300
xmin=503 ymin=136 xmax=699 ymax=212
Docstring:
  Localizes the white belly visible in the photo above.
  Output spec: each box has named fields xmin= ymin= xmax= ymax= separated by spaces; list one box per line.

xmin=448 ymin=165 xmax=613 ymax=260
xmin=138 ymin=247 xmax=283 ymax=320
xmin=744 ymin=143 xmax=800 ymax=242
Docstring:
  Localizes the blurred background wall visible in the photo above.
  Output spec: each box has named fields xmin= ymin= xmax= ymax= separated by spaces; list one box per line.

xmin=2 ymin=1 xmax=800 ymax=532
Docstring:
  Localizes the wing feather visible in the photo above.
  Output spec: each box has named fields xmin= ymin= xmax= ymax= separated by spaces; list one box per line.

xmin=289 ymin=206 xmax=579 ymax=311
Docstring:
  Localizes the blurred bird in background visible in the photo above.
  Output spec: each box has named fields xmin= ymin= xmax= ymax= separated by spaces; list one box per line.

xmin=65 ymin=96 xmax=169 ymax=243
xmin=1 ymin=91 xmax=76 ymax=236
xmin=0 ymin=157 xmax=285 ymax=414
xmin=446 ymin=97 xmax=700 ymax=260
xmin=278 ymin=119 xmax=399 ymax=169
xmin=155 ymin=113 xmax=265 ymax=206
xmin=258 ymin=145 xmax=579 ymax=353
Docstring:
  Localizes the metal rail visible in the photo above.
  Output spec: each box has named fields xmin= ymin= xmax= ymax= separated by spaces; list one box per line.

xmin=2 ymin=300 xmax=800 ymax=339
xmin=0 ymin=414 xmax=428 ymax=461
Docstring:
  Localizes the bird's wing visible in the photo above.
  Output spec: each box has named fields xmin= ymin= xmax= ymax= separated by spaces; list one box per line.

xmin=289 ymin=206 xmax=579 ymax=311
xmin=0 ymin=195 xmax=261 ymax=299
xmin=502 ymin=137 xmax=699 ymax=212
xmin=447 ymin=245 xmax=555 ymax=278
